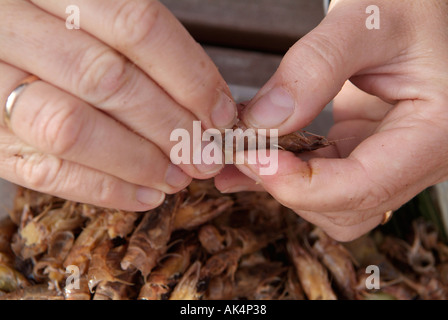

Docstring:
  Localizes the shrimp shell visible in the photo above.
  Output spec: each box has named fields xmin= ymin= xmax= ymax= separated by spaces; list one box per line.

xmin=169 ymin=261 xmax=202 ymax=300
xmin=0 ymin=217 xmax=16 ymax=265
xmin=235 ymin=263 xmax=286 ymax=300
xmin=138 ymin=237 xmax=198 ymax=300
xmin=121 ymin=195 xmax=179 ymax=277
xmin=11 ymin=187 xmax=58 ymax=225
xmin=279 ymin=268 xmax=306 ymax=300
xmin=64 ymin=275 xmax=91 ymax=300
xmin=0 ymin=283 xmax=64 ymax=300
xmin=0 ymin=264 xmax=29 ymax=293
xmin=33 ymin=231 xmax=75 ymax=283
xmin=173 ymin=197 xmax=233 ymax=231
xmin=105 ymin=211 xmax=139 ymax=239
xmin=12 ymin=202 xmax=85 ymax=259
xmin=63 ymin=212 xmax=109 ymax=274
xmin=88 ymin=239 xmax=133 ymax=294
xmin=230 ymin=116 xmax=333 ymax=154
xmin=310 ymin=228 xmax=357 ymax=299
xmin=198 ymin=225 xmax=226 ymax=255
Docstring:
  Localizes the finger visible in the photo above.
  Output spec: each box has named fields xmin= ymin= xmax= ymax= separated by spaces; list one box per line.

xmin=213 ymin=145 xmax=341 ymax=193
xmin=234 ymin=151 xmax=373 ymax=213
xmin=329 ymin=81 xmax=393 ymax=158
xmin=214 ymin=165 xmax=265 ymax=193
xmin=333 ymin=81 xmax=394 ymax=123
xmin=241 ymin=0 xmax=412 ymax=134
xmin=213 ymin=158 xmax=388 ymax=241
xmin=0 ymin=1 xmax=222 ymax=178
xmin=31 ymin=0 xmax=237 ymax=129
xmin=0 ymin=131 xmax=164 ymax=211
xmin=235 ymin=115 xmax=444 ymax=214
xmin=292 ymin=207 xmax=384 ymax=242
xmin=328 ymin=119 xmax=379 ymax=158
xmin=0 ymin=62 xmax=191 ymax=194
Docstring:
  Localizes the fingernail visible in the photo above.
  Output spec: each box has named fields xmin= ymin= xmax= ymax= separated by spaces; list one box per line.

xmin=195 ymin=161 xmax=223 ymax=175
xmin=221 ymin=185 xmax=249 ymax=193
xmin=136 ymin=187 xmax=164 ymax=206
xmin=165 ymin=164 xmax=191 ymax=188
xmin=194 ymin=140 xmax=224 ymax=175
xmin=236 ymin=164 xmax=261 ymax=184
xmin=211 ymin=91 xmax=237 ymax=128
xmin=246 ymin=87 xmax=295 ymax=128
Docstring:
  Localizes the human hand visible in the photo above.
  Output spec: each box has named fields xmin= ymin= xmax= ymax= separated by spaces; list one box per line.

xmin=0 ymin=0 xmax=237 ymax=211
xmin=215 ymin=0 xmax=448 ymax=241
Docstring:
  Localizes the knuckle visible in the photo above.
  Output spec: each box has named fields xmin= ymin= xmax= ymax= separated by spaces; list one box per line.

xmin=336 ymin=159 xmax=393 ymax=212
xmin=113 ymin=0 xmax=161 ymax=49
xmin=287 ymin=32 xmax=345 ymax=86
xmin=96 ymin=175 xmax=119 ymax=205
xmin=326 ymin=213 xmax=361 ymax=228
xmin=181 ymin=72 xmax=222 ymax=109
xmin=325 ymin=186 xmax=389 ymax=213
xmin=128 ymin=168 xmax=163 ymax=192
xmin=34 ymin=98 xmax=84 ymax=157
xmin=74 ymin=46 xmax=128 ymax=105
xmin=356 ymin=193 xmax=386 ymax=211
xmin=273 ymin=191 xmax=299 ymax=210
xmin=354 ymin=182 xmax=392 ymax=211
xmin=15 ymin=153 xmax=63 ymax=192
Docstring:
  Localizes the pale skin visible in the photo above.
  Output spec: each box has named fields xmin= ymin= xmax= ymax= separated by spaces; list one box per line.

xmin=0 ymin=0 xmax=237 ymax=211
xmin=1 ymin=0 xmax=448 ymax=242
xmin=215 ymin=0 xmax=448 ymax=241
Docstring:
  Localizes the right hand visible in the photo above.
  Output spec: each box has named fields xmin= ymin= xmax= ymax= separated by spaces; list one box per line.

xmin=215 ymin=0 xmax=448 ymax=241
xmin=0 ymin=0 xmax=237 ymax=211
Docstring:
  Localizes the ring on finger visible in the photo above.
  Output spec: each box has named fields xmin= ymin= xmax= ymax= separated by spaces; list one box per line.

xmin=4 ymin=75 xmax=40 ymax=128
xmin=381 ymin=210 xmax=394 ymax=225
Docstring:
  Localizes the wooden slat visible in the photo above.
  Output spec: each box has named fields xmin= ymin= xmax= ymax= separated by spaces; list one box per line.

xmin=204 ymin=45 xmax=282 ymax=88
xmin=161 ymin=0 xmax=325 ymax=53
xmin=203 ymin=46 xmax=333 ymax=136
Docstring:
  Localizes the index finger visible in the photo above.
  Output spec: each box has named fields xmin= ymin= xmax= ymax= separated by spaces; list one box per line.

xmin=235 ymin=119 xmax=444 ymax=214
xmin=31 ymin=0 xmax=237 ymax=130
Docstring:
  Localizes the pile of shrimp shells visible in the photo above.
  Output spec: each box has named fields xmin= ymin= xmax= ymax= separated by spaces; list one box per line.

xmin=1 ymin=179 xmax=447 ymax=300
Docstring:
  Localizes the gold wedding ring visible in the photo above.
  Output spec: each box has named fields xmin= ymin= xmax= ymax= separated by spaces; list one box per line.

xmin=381 ymin=210 xmax=394 ymax=225
xmin=4 ymin=75 xmax=40 ymax=128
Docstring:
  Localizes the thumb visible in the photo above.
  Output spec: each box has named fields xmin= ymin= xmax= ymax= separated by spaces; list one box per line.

xmin=242 ymin=0 xmax=410 ymax=134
